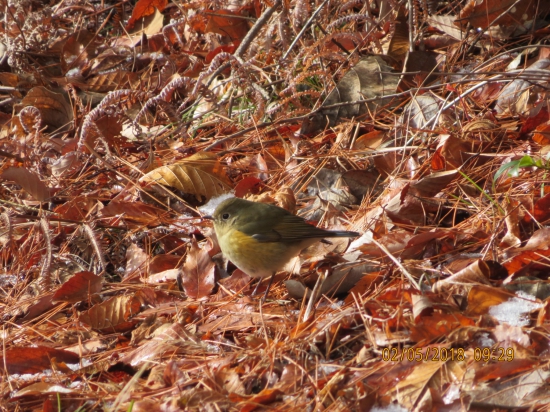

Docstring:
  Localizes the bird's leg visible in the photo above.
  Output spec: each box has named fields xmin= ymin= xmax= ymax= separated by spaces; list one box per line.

xmin=261 ymin=272 xmax=276 ymax=302
xmin=252 ymin=278 xmax=263 ymax=296
xmin=251 ymin=273 xmax=276 ymax=301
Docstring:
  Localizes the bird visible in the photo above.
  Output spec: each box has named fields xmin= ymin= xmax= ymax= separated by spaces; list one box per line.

xmin=207 ymin=197 xmax=359 ymax=300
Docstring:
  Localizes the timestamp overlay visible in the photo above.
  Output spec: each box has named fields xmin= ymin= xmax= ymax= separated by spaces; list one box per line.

xmin=381 ymin=347 xmax=515 ymax=362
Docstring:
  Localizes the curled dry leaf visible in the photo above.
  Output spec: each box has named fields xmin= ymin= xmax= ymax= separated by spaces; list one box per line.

xmin=411 ymin=294 xmax=435 ymax=321
xmin=19 ymin=86 xmax=73 ymax=132
xmin=432 ymin=259 xmax=493 ymax=294
xmin=180 ymin=237 xmax=216 ymax=299
xmin=503 ymin=228 xmax=550 ymax=276
xmin=496 ymin=60 xmax=550 ymax=115
xmin=140 ymin=152 xmax=232 ymax=202
xmin=500 ymin=198 xmax=521 ymax=248
xmin=13 ymin=382 xmax=76 ymax=398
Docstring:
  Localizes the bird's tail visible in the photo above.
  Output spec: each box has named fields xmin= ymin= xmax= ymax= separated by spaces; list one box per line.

xmin=327 ymin=230 xmax=360 ymax=238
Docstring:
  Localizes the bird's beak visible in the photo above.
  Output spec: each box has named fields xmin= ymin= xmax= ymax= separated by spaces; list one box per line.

xmin=202 ymin=215 xmax=213 ymax=220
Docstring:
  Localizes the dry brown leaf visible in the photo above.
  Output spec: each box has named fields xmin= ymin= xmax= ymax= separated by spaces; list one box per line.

xmin=128 ymin=8 xmax=165 ymax=36
xmin=504 ymin=228 xmax=550 ymax=276
xmin=180 ymin=238 xmax=216 ymax=299
xmin=474 ymin=359 xmax=538 ymax=383
xmin=432 ymin=259 xmax=493 ymax=294
xmin=410 ymin=312 xmax=475 ymax=342
xmin=204 ymin=10 xmax=250 ymax=42
xmin=13 ymin=382 xmax=77 ymax=398
xmin=456 ymin=0 xmax=536 ymax=30
xmin=392 ymin=360 xmax=446 ymax=410
xmin=79 ymin=294 xmax=141 ymax=332
xmin=126 ymin=0 xmax=168 ymax=30
xmin=19 ymin=86 xmax=73 ymax=132
xmin=61 ymin=30 xmax=101 ymax=74
xmin=140 ymin=152 xmax=232 ymax=201
xmin=2 ymin=346 xmax=80 ymax=375
xmin=52 ymin=271 xmax=103 ymax=303
xmin=100 ymin=200 xmax=168 ymax=226
xmin=466 ymin=285 xmax=514 ymax=316
xmin=301 ymin=56 xmax=400 ymax=134
xmin=1 ymin=167 xmax=51 ymax=201
xmin=125 ymin=243 xmax=149 ymax=279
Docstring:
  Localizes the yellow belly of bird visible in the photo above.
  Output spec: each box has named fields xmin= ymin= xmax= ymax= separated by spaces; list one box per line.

xmin=219 ymin=229 xmax=316 ymax=278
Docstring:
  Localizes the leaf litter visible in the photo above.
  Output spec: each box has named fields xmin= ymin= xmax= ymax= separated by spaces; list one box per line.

xmin=1 ymin=0 xmax=550 ymax=411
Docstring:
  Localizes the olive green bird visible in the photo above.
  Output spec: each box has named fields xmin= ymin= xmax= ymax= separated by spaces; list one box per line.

xmin=209 ymin=197 xmax=359 ymax=299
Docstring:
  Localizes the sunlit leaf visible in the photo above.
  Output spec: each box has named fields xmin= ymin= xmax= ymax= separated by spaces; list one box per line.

xmin=140 ymin=152 xmax=232 ymax=201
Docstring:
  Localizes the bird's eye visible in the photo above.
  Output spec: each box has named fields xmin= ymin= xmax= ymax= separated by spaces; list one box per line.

xmin=222 ymin=213 xmax=230 ymax=220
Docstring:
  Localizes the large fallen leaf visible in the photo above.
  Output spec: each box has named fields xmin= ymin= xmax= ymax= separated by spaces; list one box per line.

xmin=13 ymin=382 xmax=77 ymax=398
xmin=496 ymin=60 xmax=550 ymax=115
xmin=391 ymin=360 xmax=446 ymax=410
xmin=61 ymin=30 xmax=102 ymax=74
xmin=140 ymin=152 xmax=232 ymax=201
xmin=410 ymin=170 xmax=458 ymax=197
xmin=52 ymin=271 xmax=103 ymax=303
xmin=400 ymin=94 xmax=441 ymax=133
xmin=455 ymin=0 xmax=537 ymax=30
xmin=204 ymin=10 xmax=250 ymax=42
xmin=474 ymin=359 xmax=539 ymax=383
xmin=100 ymin=200 xmax=168 ymax=226
xmin=428 ymin=15 xmax=464 ymax=41
xmin=301 ymin=56 xmax=400 ymax=134
xmin=410 ymin=312 xmax=475 ymax=342
xmin=466 ymin=285 xmax=514 ymax=316
xmin=2 ymin=346 xmax=80 ymax=375
xmin=1 ymin=167 xmax=51 ymax=201
xmin=79 ymin=294 xmax=141 ymax=332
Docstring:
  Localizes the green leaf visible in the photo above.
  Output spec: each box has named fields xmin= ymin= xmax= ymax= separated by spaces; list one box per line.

xmin=494 ymin=160 xmax=520 ymax=182
xmin=518 ymin=155 xmax=536 ymax=168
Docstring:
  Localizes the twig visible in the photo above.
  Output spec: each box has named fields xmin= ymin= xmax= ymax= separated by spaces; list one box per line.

xmin=234 ymin=0 xmax=281 ymax=59
xmin=203 ymin=0 xmax=281 ymax=92
xmin=302 ymin=270 xmax=328 ymax=322
xmin=371 ymin=238 xmax=421 ymax=290
xmin=203 ymin=114 xmax=308 ymax=151
xmin=282 ymin=0 xmax=330 ymax=60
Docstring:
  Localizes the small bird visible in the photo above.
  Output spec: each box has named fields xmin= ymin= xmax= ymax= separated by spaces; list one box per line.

xmin=208 ymin=197 xmax=359 ymax=300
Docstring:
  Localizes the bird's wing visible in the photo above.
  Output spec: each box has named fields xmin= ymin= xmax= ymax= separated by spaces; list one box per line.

xmin=245 ymin=214 xmax=331 ymax=243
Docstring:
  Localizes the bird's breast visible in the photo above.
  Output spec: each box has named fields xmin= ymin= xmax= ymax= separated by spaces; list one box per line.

xmin=219 ymin=229 xmax=310 ymax=278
